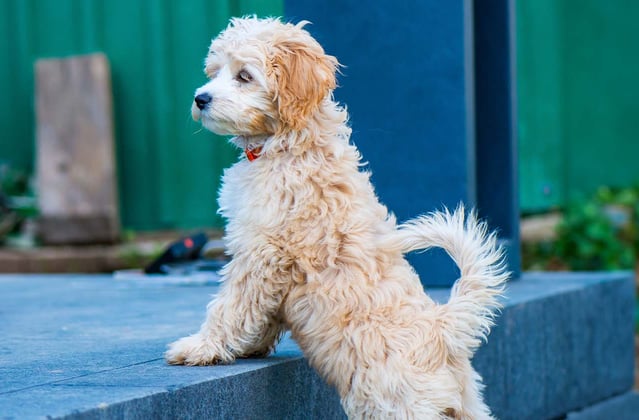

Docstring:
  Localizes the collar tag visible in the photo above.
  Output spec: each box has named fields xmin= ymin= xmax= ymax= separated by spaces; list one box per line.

xmin=245 ymin=146 xmax=263 ymax=162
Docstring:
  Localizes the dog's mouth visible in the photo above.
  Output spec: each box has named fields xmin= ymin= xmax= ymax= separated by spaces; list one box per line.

xmin=195 ymin=111 xmax=239 ymax=137
xmin=191 ymin=101 xmax=219 ymax=131
xmin=191 ymin=105 xmax=202 ymax=122
xmin=200 ymin=116 xmax=225 ymax=135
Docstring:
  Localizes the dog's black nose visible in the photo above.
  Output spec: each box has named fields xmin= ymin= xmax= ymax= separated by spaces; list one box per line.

xmin=194 ymin=93 xmax=212 ymax=110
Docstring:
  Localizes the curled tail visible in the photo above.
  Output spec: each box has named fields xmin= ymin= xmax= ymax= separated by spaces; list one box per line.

xmin=394 ymin=205 xmax=510 ymax=354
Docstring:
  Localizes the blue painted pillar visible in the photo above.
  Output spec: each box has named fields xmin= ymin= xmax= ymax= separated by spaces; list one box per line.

xmin=474 ymin=0 xmax=520 ymax=279
xmin=284 ymin=1 xmax=520 ymax=286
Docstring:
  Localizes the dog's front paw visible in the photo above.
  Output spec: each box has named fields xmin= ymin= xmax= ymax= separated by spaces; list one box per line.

xmin=165 ymin=334 xmax=232 ymax=366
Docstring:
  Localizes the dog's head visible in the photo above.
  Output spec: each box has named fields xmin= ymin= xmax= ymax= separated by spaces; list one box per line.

xmin=192 ymin=17 xmax=339 ymax=140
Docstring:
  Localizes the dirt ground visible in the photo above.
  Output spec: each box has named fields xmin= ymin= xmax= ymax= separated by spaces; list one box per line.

xmin=0 ymin=230 xmax=224 ymax=273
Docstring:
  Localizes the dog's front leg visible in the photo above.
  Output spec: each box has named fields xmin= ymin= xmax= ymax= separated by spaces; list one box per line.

xmin=165 ymin=252 xmax=289 ymax=365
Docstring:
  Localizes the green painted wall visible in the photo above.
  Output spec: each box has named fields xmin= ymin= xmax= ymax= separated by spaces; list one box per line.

xmin=561 ymin=1 xmax=639 ymax=201
xmin=517 ymin=0 xmax=639 ymax=212
xmin=0 ymin=0 xmax=282 ymax=230
xmin=517 ymin=0 xmax=564 ymax=211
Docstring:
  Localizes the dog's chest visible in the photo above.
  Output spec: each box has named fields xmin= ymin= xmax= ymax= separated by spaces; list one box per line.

xmin=217 ymin=160 xmax=294 ymax=230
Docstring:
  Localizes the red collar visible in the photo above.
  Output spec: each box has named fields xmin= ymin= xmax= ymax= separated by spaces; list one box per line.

xmin=244 ymin=146 xmax=263 ymax=162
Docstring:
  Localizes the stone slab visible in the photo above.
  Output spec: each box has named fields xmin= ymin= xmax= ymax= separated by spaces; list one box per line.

xmin=566 ymin=391 xmax=639 ymax=420
xmin=0 ymin=271 xmax=634 ymax=419
xmin=478 ymin=272 xmax=635 ymax=419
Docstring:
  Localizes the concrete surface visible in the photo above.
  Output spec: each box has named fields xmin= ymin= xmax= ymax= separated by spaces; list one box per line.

xmin=0 ymin=271 xmax=635 ymax=419
xmin=477 ymin=271 xmax=635 ymax=419
xmin=567 ymin=391 xmax=639 ymax=420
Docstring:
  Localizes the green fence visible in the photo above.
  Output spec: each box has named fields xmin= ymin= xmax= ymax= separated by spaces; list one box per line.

xmin=517 ymin=0 xmax=639 ymax=212
xmin=0 ymin=0 xmax=282 ymax=230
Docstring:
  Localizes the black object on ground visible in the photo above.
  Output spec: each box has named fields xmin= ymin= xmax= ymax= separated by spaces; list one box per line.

xmin=144 ymin=232 xmax=209 ymax=274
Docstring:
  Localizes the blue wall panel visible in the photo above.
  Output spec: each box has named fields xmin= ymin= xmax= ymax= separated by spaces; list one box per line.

xmin=285 ymin=0 xmax=520 ymax=285
xmin=286 ymin=1 xmax=478 ymax=286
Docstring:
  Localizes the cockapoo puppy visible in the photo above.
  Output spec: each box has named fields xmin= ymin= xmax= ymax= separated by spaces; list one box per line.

xmin=166 ymin=17 xmax=509 ymax=419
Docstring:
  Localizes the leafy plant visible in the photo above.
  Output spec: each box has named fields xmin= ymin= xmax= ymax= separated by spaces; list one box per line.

xmin=523 ymin=185 xmax=639 ymax=272
xmin=0 ymin=163 xmax=29 ymax=197
xmin=0 ymin=162 xmax=38 ymax=242
xmin=521 ymin=239 xmax=563 ymax=271
xmin=554 ymin=199 xmax=635 ymax=270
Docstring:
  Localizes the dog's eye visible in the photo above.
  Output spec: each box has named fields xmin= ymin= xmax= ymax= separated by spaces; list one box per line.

xmin=236 ymin=70 xmax=253 ymax=83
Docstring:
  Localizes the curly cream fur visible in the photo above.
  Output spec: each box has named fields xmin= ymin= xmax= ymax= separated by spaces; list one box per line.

xmin=165 ymin=17 xmax=509 ymax=419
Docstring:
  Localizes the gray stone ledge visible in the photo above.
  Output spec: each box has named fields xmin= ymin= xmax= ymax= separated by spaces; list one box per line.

xmin=567 ymin=391 xmax=639 ymax=420
xmin=477 ymin=271 xmax=635 ymax=419
xmin=0 ymin=271 xmax=634 ymax=419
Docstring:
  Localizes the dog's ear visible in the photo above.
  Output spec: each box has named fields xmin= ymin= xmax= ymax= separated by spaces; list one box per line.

xmin=270 ymin=40 xmax=338 ymax=131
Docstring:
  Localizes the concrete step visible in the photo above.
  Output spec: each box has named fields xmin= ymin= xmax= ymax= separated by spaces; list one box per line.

xmin=0 ymin=271 xmax=634 ymax=419
xmin=567 ymin=391 xmax=639 ymax=420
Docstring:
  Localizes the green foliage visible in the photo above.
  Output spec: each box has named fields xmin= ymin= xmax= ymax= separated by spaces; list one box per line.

xmin=0 ymin=162 xmax=38 ymax=241
xmin=523 ymin=185 xmax=639 ymax=339
xmin=521 ymin=239 xmax=561 ymax=271
xmin=555 ymin=199 xmax=635 ymax=270
xmin=0 ymin=164 xmax=29 ymax=197
xmin=116 ymin=243 xmax=164 ymax=269
xmin=526 ymin=185 xmax=639 ymax=272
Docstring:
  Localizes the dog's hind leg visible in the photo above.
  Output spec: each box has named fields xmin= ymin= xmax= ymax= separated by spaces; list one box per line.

xmin=165 ymin=250 xmax=291 ymax=365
